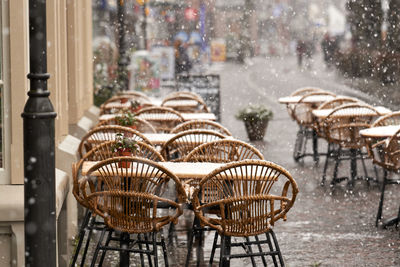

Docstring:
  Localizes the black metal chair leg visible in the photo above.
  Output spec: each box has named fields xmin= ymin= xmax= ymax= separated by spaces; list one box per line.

xmin=90 ymin=228 xmax=107 ymax=267
xmin=244 ymin=236 xmax=257 ymax=267
xmin=293 ymin=127 xmax=304 ymax=162
xmin=219 ymin=235 xmax=226 ymax=267
xmin=312 ymin=130 xmax=319 ymax=164
xmin=81 ymin=216 xmax=96 ymax=266
xmin=266 ymin=231 xmax=279 ymax=266
xmin=144 ymin=233 xmax=154 ymax=267
xmin=321 ymin=143 xmax=332 ymax=186
xmin=70 ymin=208 xmax=92 ymax=266
xmin=376 ymin=170 xmax=388 ymax=226
xmin=137 ymin=234 xmax=146 ymax=266
xmin=269 ymin=230 xmax=284 ymax=266
xmin=98 ymin=230 xmax=112 ymax=266
xmin=161 ymin=234 xmax=169 ymax=267
xmin=359 ymin=150 xmax=370 ymax=184
xmin=331 ymin=147 xmax=342 ymax=186
xmin=255 ymin=235 xmax=267 ymax=266
xmin=153 ymin=233 xmax=159 ymax=267
xmin=208 ymin=231 xmax=219 ymax=267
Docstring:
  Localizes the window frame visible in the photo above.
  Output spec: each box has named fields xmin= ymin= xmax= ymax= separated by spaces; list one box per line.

xmin=0 ymin=0 xmax=11 ymax=184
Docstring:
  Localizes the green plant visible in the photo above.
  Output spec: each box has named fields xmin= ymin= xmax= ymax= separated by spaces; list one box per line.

xmin=130 ymin=99 xmax=142 ymax=112
xmin=115 ymin=111 xmax=137 ymax=127
xmin=112 ymin=133 xmax=139 ymax=153
xmin=235 ymin=104 xmax=273 ymax=122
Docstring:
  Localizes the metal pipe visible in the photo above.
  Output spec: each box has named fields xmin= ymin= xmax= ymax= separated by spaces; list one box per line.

xmin=21 ymin=0 xmax=57 ymax=266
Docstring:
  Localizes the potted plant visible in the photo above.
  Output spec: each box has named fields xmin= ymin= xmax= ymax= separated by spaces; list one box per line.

xmin=112 ymin=133 xmax=139 ymax=167
xmin=130 ymin=99 xmax=143 ymax=113
xmin=235 ymin=104 xmax=273 ymax=141
xmin=115 ymin=111 xmax=138 ymax=130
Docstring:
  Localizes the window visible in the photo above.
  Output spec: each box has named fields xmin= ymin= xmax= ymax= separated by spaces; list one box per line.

xmin=0 ymin=0 xmax=10 ymax=184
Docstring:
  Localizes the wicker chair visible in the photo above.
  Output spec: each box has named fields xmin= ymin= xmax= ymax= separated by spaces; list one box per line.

xmin=70 ymin=141 xmax=164 ymax=266
xmin=365 ymin=124 xmax=400 ymax=227
xmin=163 ymin=91 xmax=204 ymax=102
xmin=185 ymin=139 xmax=263 ymax=163
xmin=99 ymin=95 xmax=152 ymax=115
xmin=78 ymin=125 xmax=152 ymax=159
xmin=170 ymin=120 xmax=232 ymax=136
xmin=136 ymin=106 xmax=185 ymax=133
xmin=160 ymin=129 xmax=226 ymax=162
xmin=291 ymin=91 xmax=336 ymax=163
xmin=290 ymin=87 xmax=326 ymax=96
xmin=321 ymin=103 xmax=381 ymax=187
xmin=315 ymin=97 xmax=361 ymax=137
xmin=80 ymin=157 xmax=186 ymax=267
xmin=161 ymin=94 xmax=210 ymax=113
xmin=96 ymin=116 xmax=157 ymax=133
xmin=184 ymin=140 xmax=264 ymax=266
xmin=190 ymin=160 xmax=298 ymax=267
xmin=117 ymin=90 xmax=151 ymax=101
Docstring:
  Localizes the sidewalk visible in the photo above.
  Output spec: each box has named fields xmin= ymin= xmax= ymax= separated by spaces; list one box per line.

xmin=214 ymin=54 xmax=400 ymax=266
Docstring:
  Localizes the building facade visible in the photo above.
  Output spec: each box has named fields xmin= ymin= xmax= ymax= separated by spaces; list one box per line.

xmin=0 ymin=1 xmax=96 ymax=266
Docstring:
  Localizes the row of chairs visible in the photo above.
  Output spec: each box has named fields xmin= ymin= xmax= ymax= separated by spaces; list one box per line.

xmin=100 ymin=91 xmax=209 ymax=115
xmin=71 ymin=98 xmax=298 ymax=266
xmin=286 ymin=87 xmax=400 ymax=228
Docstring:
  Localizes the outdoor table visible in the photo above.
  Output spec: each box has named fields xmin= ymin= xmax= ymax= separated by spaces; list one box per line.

xmin=82 ymin=161 xmax=278 ymax=199
xmin=314 ymin=106 xmax=391 ymax=188
xmin=278 ymin=94 xmax=340 ymax=163
xmin=278 ymin=94 xmax=338 ymax=104
xmin=99 ymin=112 xmax=217 ymax=122
xmin=360 ymin=125 xmax=400 ymax=228
xmin=87 ymin=132 xmax=233 ymax=146
xmin=359 ymin=125 xmax=400 ymax=138
xmin=312 ymin=106 xmax=392 ymax=119
xmin=104 ymin=99 xmax=199 ymax=110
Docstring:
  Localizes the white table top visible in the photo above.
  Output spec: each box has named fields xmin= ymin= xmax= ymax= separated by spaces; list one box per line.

xmin=82 ymin=161 xmax=278 ymax=181
xmin=359 ymin=125 xmax=400 ymax=138
xmin=99 ymin=113 xmax=216 ymax=122
xmin=278 ymin=94 xmax=337 ymax=104
xmin=88 ymin=133 xmax=231 ymax=146
xmin=312 ymin=106 xmax=392 ymax=119
xmin=104 ymin=99 xmax=198 ymax=109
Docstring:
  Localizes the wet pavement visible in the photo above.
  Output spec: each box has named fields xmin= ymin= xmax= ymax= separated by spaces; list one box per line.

xmin=74 ymin=54 xmax=400 ymax=266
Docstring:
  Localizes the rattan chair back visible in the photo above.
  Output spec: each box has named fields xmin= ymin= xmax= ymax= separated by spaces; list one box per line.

xmin=80 ymin=157 xmax=185 ymax=233
xmin=99 ymin=95 xmax=152 ymax=115
xmin=73 ymin=140 xmax=163 ymax=209
xmin=322 ymin=103 xmax=381 ymax=149
xmin=96 ymin=116 xmax=157 ymax=133
xmin=170 ymin=120 xmax=232 ymax=136
xmin=161 ymin=95 xmax=210 ymax=113
xmin=290 ymin=87 xmax=325 ymax=96
xmin=364 ymin=111 xmax=400 ymax=167
xmin=192 ymin=159 xmax=298 ymax=237
xmin=136 ymin=106 xmax=185 ymax=133
xmin=78 ymin=125 xmax=152 ymax=158
xmin=376 ymin=128 xmax=400 ymax=172
xmin=117 ymin=91 xmax=151 ymax=101
xmin=185 ymin=139 xmax=264 ymax=163
xmin=371 ymin=111 xmax=400 ymax=127
xmin=163 ymin=91 xmax=204 ymax=102
xmin=292 ymin=91 xmax=336 ymax=127
xmin=160 ymin=129 xmax=226 ymax=162
xmin=317 ymin=97 xmax=360 ymax=110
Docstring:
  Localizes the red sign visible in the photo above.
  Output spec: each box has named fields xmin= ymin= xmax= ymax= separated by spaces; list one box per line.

xmin=184 ymin=8 xmax=198 ymax=21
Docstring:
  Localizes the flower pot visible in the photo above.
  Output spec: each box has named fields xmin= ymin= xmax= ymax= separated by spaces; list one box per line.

xmin=118 ymin=149 xmax=132 ymax=168
xmin=244 ymin=119 xmax=269 ymax=141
